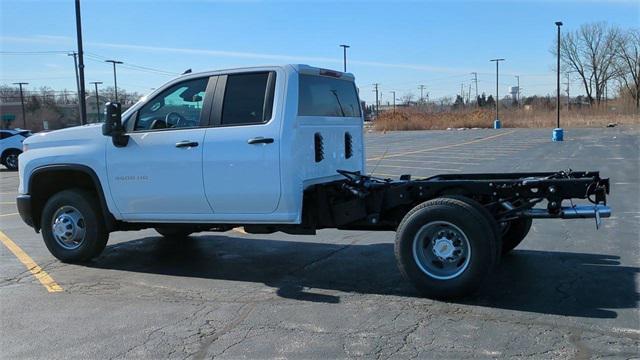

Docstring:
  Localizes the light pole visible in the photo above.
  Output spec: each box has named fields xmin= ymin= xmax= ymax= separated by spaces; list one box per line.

xmin=339 ymin=44 xmax=350 ymax=72
xmin=490 ymin=58 xmax=505 ymax=128
xmin=13 ymin=82 xmax=28 ymax=128
xmin=105 ymin=59 xmax=123 ymax=102
xmin=90 ymin=81 xmax=103 ymax=122
xmin=554 ymin=21 xmax=564 ymax=141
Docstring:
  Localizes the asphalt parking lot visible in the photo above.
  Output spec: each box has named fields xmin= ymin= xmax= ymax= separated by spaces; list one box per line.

xmin=1 ymin=127 xmax=638 ymax=359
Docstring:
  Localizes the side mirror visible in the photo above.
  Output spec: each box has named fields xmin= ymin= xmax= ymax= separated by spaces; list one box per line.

xmin=102 ymin=102 xmax=122 ymax=136
xmin=102 ymin=102 xmax=129 ymax=147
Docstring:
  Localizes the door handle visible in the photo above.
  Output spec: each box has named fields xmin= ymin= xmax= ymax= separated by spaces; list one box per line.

xmin=175 ymin=140 xmax=199 ymax=148
xmin=247 ymin=137 xmax=274 ymax=145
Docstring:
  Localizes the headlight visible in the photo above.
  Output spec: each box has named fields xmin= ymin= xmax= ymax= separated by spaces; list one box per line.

xmin=22 ymin=143 xmax=29 ymax=152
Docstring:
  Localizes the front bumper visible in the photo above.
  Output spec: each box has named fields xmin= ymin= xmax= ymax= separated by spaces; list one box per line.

xmin=16 ymin=194 xmax=34 ymax=228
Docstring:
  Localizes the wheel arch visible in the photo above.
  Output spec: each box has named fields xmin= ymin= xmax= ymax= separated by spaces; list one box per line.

xmin=27 ymin=164 xmax=116 ymax=232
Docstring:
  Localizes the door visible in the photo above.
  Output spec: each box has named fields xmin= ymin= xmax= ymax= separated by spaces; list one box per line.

xmin=106 ymin=76 xmax=215 ymax=217
xmin=203 ymin=72 xmax=281 ymax=214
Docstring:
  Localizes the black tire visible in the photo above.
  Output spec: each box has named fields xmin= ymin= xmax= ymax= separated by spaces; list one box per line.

xmin=155 ymin=227 xmax=194 ymax=239
xmin=500 ymin=218 xmax=533 ymax=254
xmin=440 ymin=195 xmax=502 ymax=264
xmin=395 ymin=197 xmax=499 ymax=299
xmin=41 ymin=189 xmax=109 ymax=263
xmin=3 ymin=150 xmax=21 ymax=171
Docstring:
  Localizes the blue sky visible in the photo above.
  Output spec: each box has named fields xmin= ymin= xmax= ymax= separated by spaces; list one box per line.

xmin=1 ymin=0 xmax=638 ymax=104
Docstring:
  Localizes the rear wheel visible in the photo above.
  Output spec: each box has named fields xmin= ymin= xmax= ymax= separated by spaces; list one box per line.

xmin=395 ymin=198 xmax=499 ymax=299
xmin=41 ymin=189 xmax=109 ymax=263
xmin=500 ymin=218 xmax=533 ymax=254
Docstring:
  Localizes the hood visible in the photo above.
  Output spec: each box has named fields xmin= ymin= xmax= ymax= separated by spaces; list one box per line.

xmin=24 ymin=123 xmax=105 ymax=149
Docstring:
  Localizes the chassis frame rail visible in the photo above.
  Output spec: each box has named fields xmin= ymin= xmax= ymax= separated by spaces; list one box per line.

xmin=302 ymin=170 xmax=611 ymax=230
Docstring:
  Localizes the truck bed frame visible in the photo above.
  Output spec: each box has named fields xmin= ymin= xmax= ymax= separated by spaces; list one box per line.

xmin=277 ymin=169 xmax=611 ymax=234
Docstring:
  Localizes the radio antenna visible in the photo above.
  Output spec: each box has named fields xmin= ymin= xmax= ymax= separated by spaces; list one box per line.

xmin=369 ymin=147 xmax=389 ymax=177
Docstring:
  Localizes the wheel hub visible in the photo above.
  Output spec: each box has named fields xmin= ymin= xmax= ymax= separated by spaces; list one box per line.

xmin=433 ymin=237 xmax=456 ymax=260
xmin=412 ymin=221 xmax=471 ymax=280
xmin=51 ymin=206 xmax=86 ymax=250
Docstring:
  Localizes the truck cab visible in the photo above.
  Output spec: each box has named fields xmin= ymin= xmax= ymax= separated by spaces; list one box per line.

xmin=18 ymin=64 xmax=364 ymax=226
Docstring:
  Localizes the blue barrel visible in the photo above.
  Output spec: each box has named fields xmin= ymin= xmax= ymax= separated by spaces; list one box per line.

xmin=552 ymin=128 xmax=564 ymax=142
xmin=493 ymin=119 xmax=501 ymax=129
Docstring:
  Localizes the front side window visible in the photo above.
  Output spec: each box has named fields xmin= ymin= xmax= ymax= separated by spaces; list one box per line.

xmin=221 ymin=72 xmax=274 ymax=126
xmin=298 ymin=74 xmax=361 ymax=117
xmin=135 ymin=78 xmax=208 ymax=131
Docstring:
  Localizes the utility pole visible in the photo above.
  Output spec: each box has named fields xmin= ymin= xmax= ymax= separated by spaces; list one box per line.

xmin=372 ymin=83 xmax=380 ymax=116
xmin=418 ymin=84 xmax=425 ymax=103
xmin=68 ymin=52 xmax=80 ymax=104
xmin=471 ymin=72 xmax=478 ymax=103
xmin=390 ymin=91 xmax=396 ymax=112
xmin=90 ymin=81 xmax=103 ymax=122
xmin=489 ymin=58 xmax=505 ymax=127
xmin=74 ymin=0 xmax=87 ymax=125
xmin=460 ymin=83 xmax=464 ymax=100
xmin=12 ymin=82 xmax=28 ymax=128
xmin=515 ymin=75 xmax=520 ymax=107
xmin=468 ymin=83 xmax=472 ymax=104
xmin=339 ymin=44 xmax=350 ymax=73
xmin=105 ymin=59 xmax=123 ymax=102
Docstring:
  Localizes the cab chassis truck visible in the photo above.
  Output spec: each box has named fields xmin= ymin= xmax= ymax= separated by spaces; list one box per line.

xmin=16 ymin=65 xmax=611 ymax=299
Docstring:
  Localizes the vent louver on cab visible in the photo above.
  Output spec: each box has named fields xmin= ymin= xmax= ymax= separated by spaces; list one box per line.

xmin=344 ymin=132 xmax=353 ymax=159
xmin=314 ymin=132 xmax=324 ymax=162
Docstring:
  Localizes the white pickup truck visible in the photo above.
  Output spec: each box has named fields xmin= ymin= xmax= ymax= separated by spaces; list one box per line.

xmin=17 ymin=64 xmax=611 ymax=299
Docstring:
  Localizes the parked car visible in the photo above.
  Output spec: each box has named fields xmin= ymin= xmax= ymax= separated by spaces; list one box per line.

xmin=1 ymin=129 xmax=31 ymax=170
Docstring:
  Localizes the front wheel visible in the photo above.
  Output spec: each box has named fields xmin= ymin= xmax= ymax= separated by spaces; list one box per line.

xmin=41 ymin=189 xmax=109 ymax=263
xmin=3 ymin=150 xmax=20 ymax=171
xmin=395 ymin=198 xmax=499 ymax=299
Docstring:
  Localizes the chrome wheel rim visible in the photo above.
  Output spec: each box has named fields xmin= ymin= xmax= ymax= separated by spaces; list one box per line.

xmin=412 ymin=221 xmax=471 ymax=280
xmin=5 ymin=154 xmax=18 ymax=169
xmin=51 ymin=206 xmax=86 ymax=250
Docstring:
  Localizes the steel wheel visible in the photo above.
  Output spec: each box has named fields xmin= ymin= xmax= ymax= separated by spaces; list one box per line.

xmin=51 ymin=205 xmax=86 ymax=250
xmin=412 ymin=221 xmax=471 ymax=280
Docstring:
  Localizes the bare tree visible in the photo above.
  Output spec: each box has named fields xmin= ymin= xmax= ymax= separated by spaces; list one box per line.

xmin=401 ymin=93 xmax=415 ymax=105
xmin=557 ymin=22 xmax=620 ymax=106
xmin=615 ymin=28 xmax=640 ymax=109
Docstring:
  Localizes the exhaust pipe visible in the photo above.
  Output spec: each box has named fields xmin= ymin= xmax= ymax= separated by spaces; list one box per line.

xmin=523 ymin=205 xmax=611 ymax=219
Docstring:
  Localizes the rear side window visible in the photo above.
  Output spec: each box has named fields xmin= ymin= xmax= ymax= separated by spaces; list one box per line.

xmin=298 ymin=75 xmax=361 ymax=117
xmin=221 ymin=72 xmax=275 ymax=126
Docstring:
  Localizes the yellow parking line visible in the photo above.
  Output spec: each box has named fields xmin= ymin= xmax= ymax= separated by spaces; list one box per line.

xmin=374 ymin=164 xmax=462 ymax=172
xmin=367 ymin=130 xmax=516 ymax=161
xmin=0 ymin=202 xmax=15 ymax=205
xmin=370 ymin=158 xmax=476 ymax=166
xmin=0 ymin=212 xmax=19 ymax=217
xmin=0 ymin=231 xmax=63 ymax=293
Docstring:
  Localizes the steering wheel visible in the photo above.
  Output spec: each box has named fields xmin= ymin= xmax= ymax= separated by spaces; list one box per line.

xmin=165 ymin=112 xmax=187 ymax=128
